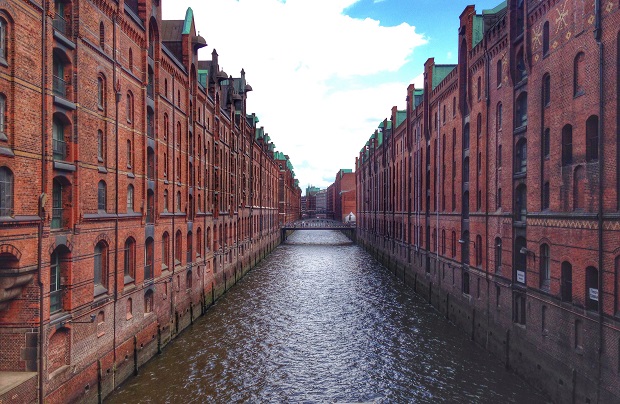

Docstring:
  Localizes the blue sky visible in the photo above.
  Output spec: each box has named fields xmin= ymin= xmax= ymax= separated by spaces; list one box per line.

xmin=164 ymin=0 xmax=505 ymax=193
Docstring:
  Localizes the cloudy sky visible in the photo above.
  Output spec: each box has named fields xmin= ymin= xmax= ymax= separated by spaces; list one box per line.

xmin=163 ymin=0 xmax=502 ymax=194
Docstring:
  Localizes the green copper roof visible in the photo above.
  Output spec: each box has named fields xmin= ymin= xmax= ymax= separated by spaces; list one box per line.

xmin=472 ymin=15 xmax=484 ymax=47
xmin=182 ymin=8 xmax=193 ymax=35
xmin=396 ymin=110 xmax=407 ymax=127
xmin=483 ymin=1 xmax=507 ymax=15
xmin=413 ymin=89 xmax=424 ymax=109
xmin=255 ymin=127 xmax=264 ymax=140
xmin=198 ymin=70 xmax=208 ymax=88
xmin=432 ymin=65 xmax=456 ymax=90
xmin=340 ymin=169 xmax=352 ymax=173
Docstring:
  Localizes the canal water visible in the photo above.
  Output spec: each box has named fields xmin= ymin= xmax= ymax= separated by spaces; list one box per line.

xmin=107 ymin=230 xmax=548 ymax=403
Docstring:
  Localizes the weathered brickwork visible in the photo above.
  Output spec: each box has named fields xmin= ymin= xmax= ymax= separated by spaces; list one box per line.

xmin=0 ymin=0 xmax=301 ymax=402
xmin=356 ymin=1 xmax=620 ymax=403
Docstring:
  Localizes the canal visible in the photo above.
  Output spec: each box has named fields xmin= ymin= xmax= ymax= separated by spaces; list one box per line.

xmin=107 ymin=230 xmax=548 ymax=403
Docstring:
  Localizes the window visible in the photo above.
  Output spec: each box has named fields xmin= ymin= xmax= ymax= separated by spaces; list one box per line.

xmin=463 ymin=158 xmax=469 ymax=183
xmin=477 ymin=76 xmax=481 ymax=100
xmin=574 ymin=52 xmax=585 ymax=96
xmin=452 ymin=97 xmax=456 ymax=117
xmin=128 ymin=48 xmax=133 ymax=71
xmin=186 ymin=270 xmax=192 ymax=289
xmin=126 ymin=92 xmax=133 ymax=123
xmin=561 ymin=261 xmax=573 ymax=302
xmin=197 ymin=228 xmax=203 ymax=257
xmin=463 ymin=270 xmax=470 ymax=295
xmin=162 ymin=232 xmax=170 ymax=270
xmin=163 ymin=189 xmax=168 ymax=212
xmin=573 ymin=166 xmax=585 ymax=210
xmin=543 ymin=128 xmax=550 ymax=158
xmin=144 ymin=290 xmax=153 ymax=314
xmin=542 ymin=21 xmax=549 ymax=56
xmin=497 ymin=188 xmax=502 ymax=210
xmin=540 ymin=244 xmax=550 ymax=289
xmin=515 ymin=184 xmax=527 ymax=222
xmin=461 ymin=231 xmax=470 ymax=265
xmin=99 ymin=22 xmax=104 ymax=48
xmin=127 ymin=184 xmax=134 ymax=212
xmin=586 ymin=266 xmax=599 ymax=311
xmin=53 ymin=55 xmax=67 ymax=97
xmin=516 ymin=48 xmax=527 ymax=82
xmin=476 ymin=234 xmax=482 ymax=266
xmin=495 ymin=237 xmax=502 ymax=272
xmin=97 ymin=181 xmax=106 ymax=212
xmin=515 ymin=237 xmax=527 ymax=284
xmin=97 ymin=76 xmax=104 ymax=110
xmin=175 ymin=230 xmax=182 ymax=264
xmin=496 ymin=103 xmax=502 ymax=130
xmin=123 ymin=238 xmax=135 ymax=283
xmin=0 ymin=18 xmax=7 ymax=62
xmin=0 ymin=93 xmax=6 ymax=137
xmin=126 ymin=139 xmax=132 ymax=169
xmin=187 ymin=231 xmax=193 ymax=263
xmin=497 ymin=59 xmax=502 ymax=87
xmin=94 ymin=130 xmax=104 ymax=164
xmin=94 ymin=242 xmax=108 ymax=295
xmin=586 ymin=115 xmax=599 ymax=162
xmin=0 ymin=166 xmax=13 ymax=216
xmin=176 ymin=191 xmax=181 ymax=212
xmin=498 ymin=145 xmax=502 ymax=168
xmin=562 ymin=124 xmax=573 ymax=165
xmin=50 ymin=250 xmax=63 ymax=313
xmin=542 ymin=74 xmax=550 ymax=107
xmin=53 ymin=117 xmax=67 ymax=161
xmin=542 ymin=182 xmax=550 ymax=210
xmin=51 ymin=178 xmax=66 ymax=229
xmin=515 ymin=138 xmax=527 ymax=173
xmin=463 ymin=124 xmax=470 ymax=150
xmin=145 ymin=238 xmax=154 ymax=280
xmin=515 ymin=92 xmax=528 ymax=128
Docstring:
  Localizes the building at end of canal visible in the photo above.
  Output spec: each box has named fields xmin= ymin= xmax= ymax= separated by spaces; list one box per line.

xmin=356 ymin=1 xmax=620 ymax=403
xmin=0 ymin=1 xmax=301 ymax=402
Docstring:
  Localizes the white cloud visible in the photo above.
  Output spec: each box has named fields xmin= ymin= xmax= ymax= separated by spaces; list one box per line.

xmin=163 ymin=0 xmax=426 ymax=191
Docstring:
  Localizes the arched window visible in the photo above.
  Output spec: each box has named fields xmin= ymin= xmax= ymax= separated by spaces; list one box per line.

xmin=127 ymin=184 xmax=134 ymax=212
xmin=540 ymin=244 xmax=550 ymax=289
xmin=126 ymin=139 xmax=132 ymax=169
xmin=53 ymin=116 xmax=68 ymax=161
xmin=495 ymin=237 xmax=502 ymax=272
xmin=99 ymin=21 xmax=104 ymax=48
xmin=187 ymin=231 xmax=193 ymax=263
xmin=542 ymin=73 xmax=551 ymax=107
xmin=145 ymin=237 xmax=154 ymax=280
xmin=562 ymin=124 xmax=573 ymax=166
xmin=144 ymin=290 xmax=153 ymax=313
xmin=542 ymin=21 xmax=550 ymax=55
xmin=94 ymin=241 xmax=108 ymax=295
xmin=175 ymin=230 xmax=182 ymax=264
xmin=452 ymin=96 xmax=456 ymax=116
xmin=516 ymin=48 xmax=527 ymax=82
xmin=574 ymin=52 xmax=585 ymax=96
xmin=163 ymin=189 xmax=169 ymax=212
xmin=52 ymin=177 xmax=70 ymax=229
xmin=128 ymin=48 xmax=133 ymax=71
xmin=126 ymin=92 xmax=133 ymax=123
xmin=50 ymin=247 xmax=69 ymax=313
xmin=586 ymin=266 xmax=599 ymax=311
xmin=463 ymin=157 xmax=469 ymax=183
xmin=543 ymin=128 xmax=550 ymax=158
xmin=197 ymin=227 xmax=203 ymax=257
xmin=53 ymin=53 xmax=68 ymax=98
xmin=0 ymin=166 xmax=13 ymax=216
xmin=586 ymin=115 xmax=599 ymax=162
xmin=186 ymin=270 xmax=192 ymax=289
xmin=162 ymin=232 xmax=170 ymax=270
xmin=477 ymin=76 xmax=481 ymax=100
xmin=561 ymin=261 xmax=573 ymax=302
xmin=515 ymin=138 xmax=527 ymax=173
xmin=123 ymin=238 xmax=135 ymax=283
xmin=176 ymin=191 xmax=181 ymax=212
xmin=515 ymin=92 xmax=528 ymax=128
xmin=97 ymin=76 xmax=105 ymax=110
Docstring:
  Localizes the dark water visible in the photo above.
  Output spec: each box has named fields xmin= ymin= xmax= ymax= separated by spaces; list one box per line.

xmin=107 ymin=230 xmax=548 ymax=403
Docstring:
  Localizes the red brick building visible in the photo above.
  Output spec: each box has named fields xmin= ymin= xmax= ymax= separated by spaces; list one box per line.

xmin=330 ymin=169 xmax=356 ymax=223
xmin=0 ymin=1 xmax=300 ymax=402
xmin=356 ymin=1 xmax=620 ymax=402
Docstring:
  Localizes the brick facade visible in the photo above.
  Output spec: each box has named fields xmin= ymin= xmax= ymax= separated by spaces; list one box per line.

xmin=356 ymin=1 xmax=620 ymax=402
xmin=0 ymin=0 xmax=300 ymax=402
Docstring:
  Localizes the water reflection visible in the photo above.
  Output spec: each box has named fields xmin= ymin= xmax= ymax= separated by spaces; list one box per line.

xmin=107 ymin=230 xmax=547 ymax=403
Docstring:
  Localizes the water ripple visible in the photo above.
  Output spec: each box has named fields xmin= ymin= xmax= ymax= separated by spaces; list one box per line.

xmin=107 ymin=230 xmax=548 ymax=404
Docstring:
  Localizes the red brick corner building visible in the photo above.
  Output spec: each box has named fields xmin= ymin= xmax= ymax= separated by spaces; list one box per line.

xmin=356 ymin=1 xmax=620 ymax=402
xmin=0 ymin=1 xmax=300 ymax=402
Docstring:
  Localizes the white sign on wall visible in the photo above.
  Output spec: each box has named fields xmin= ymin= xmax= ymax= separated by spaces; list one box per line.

xmin=589 ymin=288 xmax=599 ymax=301
xmin=516 ymin=271 xmax=525 ymax=284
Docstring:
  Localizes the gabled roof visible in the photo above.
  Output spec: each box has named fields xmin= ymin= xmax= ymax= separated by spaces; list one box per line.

xmin=395 ymin=110 xmax=407 ymax=127
xmin=472 ymin=15 xmax=484 ymax=46
xmin=182 ymin=8 xmax=194 ymax=35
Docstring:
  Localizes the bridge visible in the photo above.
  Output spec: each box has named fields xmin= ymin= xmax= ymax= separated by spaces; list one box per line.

xmin=280 ymin=219 xmax=356 ymax=242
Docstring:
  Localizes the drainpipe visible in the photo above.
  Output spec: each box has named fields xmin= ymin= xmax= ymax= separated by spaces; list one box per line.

xmin=38 ymin=3 xmax=48 ymax=402
xmin=484 ymin=47 xmax=491 ymax=345
xmin=111 ymin=12 xmax=120 ymax=392
xmin=171 ymin=75 xmax=176 ymax=323
xmin=594 ymin=0 xmax=604 ymax=401
xmin=436 ymin=102 xmax=440 ymax=265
